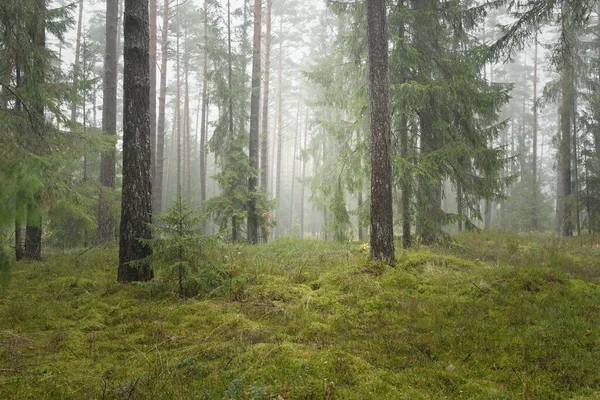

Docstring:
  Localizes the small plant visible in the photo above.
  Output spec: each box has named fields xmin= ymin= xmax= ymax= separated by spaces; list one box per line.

xmin=141 ymin=196 xmax=217 ymax=296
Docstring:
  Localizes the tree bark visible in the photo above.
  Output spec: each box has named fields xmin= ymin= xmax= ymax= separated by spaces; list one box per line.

xmin=532 ymin=34 xmax=538 ymax=231
xmin=557 ymin=6 xmax=574 ymax=237
xmin=199 ymin=0 xmax=209 ymax=218
xmin=247 ymin=0 xmax=262 ymax=244
xmin=118 ymin=0 xmax=153 ymax=282
xmin=260 ymin=0 xmax=272 ymax=243
xmin=150 ymin=0 xmax=157 ymax=204
xmin=300 ymin=106 xmax=308 ymax=239
xmin=98 ymin=0 xmax=119 ymax=243
xmin=367 ymin=0 xmax=394 ymax=263
xmin=153 ymin=0 xmax=169 ymax=216
xmin=274 ymin=17 xmax=283 ymax=238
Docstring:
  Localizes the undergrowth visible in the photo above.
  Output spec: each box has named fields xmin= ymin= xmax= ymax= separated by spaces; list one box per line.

xmin=1 ymin=234 xmax=600 ymax=399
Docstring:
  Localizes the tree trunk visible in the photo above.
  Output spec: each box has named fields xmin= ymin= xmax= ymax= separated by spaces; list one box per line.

xmin=184 ymin=49 xmax=191 ymax=203
xmin=532 ymin=33 xmax=538 ymax=230
xmin=274 ymin=17 xmax=283 ymax=239
xmin=70 ymin=0 xmax=83 ymax=125
xmin=15 ymin=222 xmax=24 ymax=261
xmin=199 ymin=0 xmax=209 ymax=218
xmin=289 ymin=99 xmax=301 ymax=236
xmin=24 ymin=0 xmax=46 ymax=260
xmin=260 ymin=0 xmax=272 ymax=243
xmin=300 ymin=106 xmax=308 ymax=239
xmin=176 ymin=5 xmax=182 ymax=200
xmin=557 ymin=6 xmax=574 ymax=237
xmin=366 ymin=0 xmax=395 ymax=264
xmin=247 ymin=0 xmax=262 ymax=244
xmin=98 ymin=0 xmax=119 ymax=243
xmin=154 ymin=0 xmax=169 ymax=216
xmin=118 ymin=0 xmax=153 ymax=282
xmin=150 ymin=0 xmax=157 ymax=203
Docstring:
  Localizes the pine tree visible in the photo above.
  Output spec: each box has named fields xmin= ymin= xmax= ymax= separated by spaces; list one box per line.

xmin=118 ymin=0 xmax=153 ymax=282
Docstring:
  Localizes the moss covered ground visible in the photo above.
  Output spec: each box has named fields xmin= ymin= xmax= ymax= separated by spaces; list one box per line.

xmin=1 ymin=233 xmax=600 ymax=399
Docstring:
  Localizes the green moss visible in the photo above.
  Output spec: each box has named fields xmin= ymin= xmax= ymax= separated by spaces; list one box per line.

xmin=1 ymin=239 xmax=600 ymax=399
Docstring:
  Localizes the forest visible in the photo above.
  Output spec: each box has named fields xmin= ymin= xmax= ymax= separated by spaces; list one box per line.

xmin=1 ymin=0 xmax=600 ymax=398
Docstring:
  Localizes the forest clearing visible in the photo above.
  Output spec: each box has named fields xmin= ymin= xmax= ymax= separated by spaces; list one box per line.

xmin=2 ymin=233 xmax=600 ymax=399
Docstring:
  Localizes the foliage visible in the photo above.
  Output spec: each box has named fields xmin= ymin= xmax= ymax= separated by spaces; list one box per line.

xmin=140 ymin=196 xmax=218 ymax=296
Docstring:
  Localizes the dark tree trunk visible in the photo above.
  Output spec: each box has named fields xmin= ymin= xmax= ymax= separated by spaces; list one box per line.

xmin=154 ymin=0 xmax=169 ymax=216
xmin=118 ymin=0 xmax=153 ymax=283
xmin=25 ymin=212 xmax=42 ymax=261
xmin=260 ymin=0 xmax=272 ymax=243
xmin=15 ymin=222 xmax=24 ymax=261
xmin=400 ymin=113 xmax=411 ymax=248
xmin=247 ymin=0 xmax=262 ymax=244
xmin=98 ymin=0 xmax=118 ymax=243
xmin=25 ymin=0 xmax=45 ymax=260
xmin=367 ymin=0 xmax=395 ymax=264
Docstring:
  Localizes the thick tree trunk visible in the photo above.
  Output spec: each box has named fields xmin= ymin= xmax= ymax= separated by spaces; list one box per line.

xmin=98 ymin=0 xmax=119 ymax=243
xmin=118 ymin=0 xmax=153 ymax=282
xmin=260 ymin=0 xmax=272 ymax=243
xmin=153 ymin=0 xmax=169 ymax=216
xmin=247 ymin=0 xmax=262 ymax=244
xmin=367 ymin=0 xmax=394 ymax=263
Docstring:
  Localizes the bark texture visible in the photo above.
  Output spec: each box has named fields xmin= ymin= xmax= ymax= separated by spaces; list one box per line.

xmin=98 ymin=0 xmax=118 ymax=243
xmin=118 ymin=0 xmax=153 ymax=282
xmin=366 ymin=0 xmax=395 ymax=264
xmin=247 ymin=0 xmax=262 ymax=244
xmin=154 ymin=0 xmax=169 ymax=215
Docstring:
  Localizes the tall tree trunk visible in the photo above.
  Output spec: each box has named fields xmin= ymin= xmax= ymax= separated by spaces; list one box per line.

xmin=199 ymin=0 xmax=209 ymax=217
xmin=70 ymin=0 xmax=83 ymax=125
xmin=24 ymin=0 xmax=46 ymax=260
xmin=247 ymin=0 xmax=262 ymax=244
xmin=150 ymin=0 xmax=157 ymax=204
xmin=557 ymin=5 xmax=574 ymax=237
xmin=260 ymin=0 xmax=272 ymax=243
xmin=184 ymin=47 xmax=191 ymax=203
xmin=274 ymin=17 xmax=283 ymax=239
xmin=300 ymin=106 xmax=308 ymax=239
xmin=532 ymin=34 xmax=538 ymax=230
xmin=98 ymin=0 xmax=119 ymax=243
xmin=154 ymin=0 xmax=169 ymax=216
xmin=400 ymin=113 xmax=411 ymax=247
xmin=176 ymin=4 xmax=182 ymax=200
xmin=366 ymin=0 xmax=394 ymax=264
xmin=118 ymin=0 xmax=153 ymax=282
xmin=289 ymin=99 xmax=301 ymax=236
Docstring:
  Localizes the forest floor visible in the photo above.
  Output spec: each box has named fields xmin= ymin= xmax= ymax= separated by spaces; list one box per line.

xmin=1 ymin=232 xmax=600 ymax=399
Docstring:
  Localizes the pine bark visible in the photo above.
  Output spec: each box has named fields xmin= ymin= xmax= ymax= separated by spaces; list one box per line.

xmin=24 ymin=0 xmax=46 ymax=260
xmin=118 ymin=0 xmax=153 ymax=282
xmin=532 ymin=35 xmax=538 ymax=230
xmin=366 ymin=0 xmax=395 ymax=264
xmin=70 ymin=0 xmax=84 ymax=125
xmin=247 ymin=0 xmax=262 ymax=244
xmin=98 ymin=0 xmax=118 ymax=243
xmin=274 ymin=17 xmax=283 ymax=238
xmin=199 ymin=0 xmax=209 ymax=215
xmin=289 ymin=100 xmax=301 ymax=236
xmin=150 ymin=0 xmax=157 ymax=203
xmin=260 ymin=0 xmax=272 ymax=243
xmin=300 ymin=106 xmax=309 ymax=239
xmin=557 ymin=6 xmax=574 ymax=237
xmin=154 ymin=0 xmax=169 ymax=215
